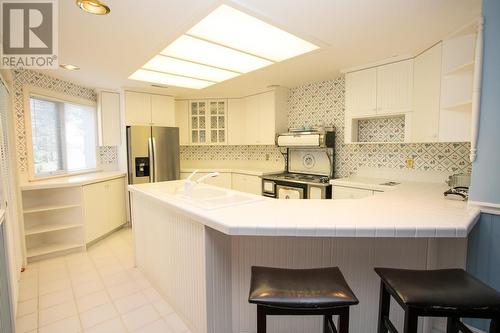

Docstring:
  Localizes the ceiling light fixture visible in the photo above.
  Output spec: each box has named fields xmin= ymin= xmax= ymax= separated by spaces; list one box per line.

xmin=60 ymin=64 xmax=80 ymax=71
xmin=129 ymin=69 xmax=214 ymax=90
xmin=76 ymin=0 xmax=110 ymax=15
xmin=143 ymin=55 xmax=240 ymax=82
xmin=188 ymin=5 xmax=319 ymax=62
xmin=160 ymin=35 xmax=272 ymax=74
xmin=129 ymin=4 xmax=319 ymax=89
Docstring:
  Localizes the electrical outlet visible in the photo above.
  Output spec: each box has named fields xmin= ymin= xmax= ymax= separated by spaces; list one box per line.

xmin=406 ymin=158 xmax=414 ymax=169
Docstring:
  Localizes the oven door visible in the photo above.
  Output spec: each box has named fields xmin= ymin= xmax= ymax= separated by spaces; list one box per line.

xmin=277 ymin=185 xmax=304 ymax=199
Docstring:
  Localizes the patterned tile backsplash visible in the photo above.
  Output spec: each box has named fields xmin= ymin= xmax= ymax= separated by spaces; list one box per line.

xmin=357 ymin=116 xmax=405 ymax=142
xmin=180 ymin=145 xmax=284 ymax=163
xmin=11 ymin=69 xmax=118 ymax=174
xmin=182 ymin=76 xmax=472 ymax=178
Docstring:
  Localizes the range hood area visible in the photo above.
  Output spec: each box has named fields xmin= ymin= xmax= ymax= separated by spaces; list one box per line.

xmin=276 ymin=129 xmax=335 ymax=148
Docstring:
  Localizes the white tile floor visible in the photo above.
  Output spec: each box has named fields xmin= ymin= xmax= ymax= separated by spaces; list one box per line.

xmin=15 ymin=227 xmax=192 ymax=333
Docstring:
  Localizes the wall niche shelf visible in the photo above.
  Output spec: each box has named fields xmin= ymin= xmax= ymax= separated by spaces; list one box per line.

xmin=25 ymin=223 xmax=82 ymax=236
xmin=23 ymin=204 xmax=81 ymax=214
xmin=442 ymin=100 xmax=472 ymax=112
xmin=446 ymin=62 xmax=474 ymax=76
xmin=27 ymin=242 xmax=83 ymax=258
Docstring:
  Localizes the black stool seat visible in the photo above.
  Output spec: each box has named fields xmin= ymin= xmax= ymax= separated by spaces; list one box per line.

xmin=249 ymin=266 xmax=359 ymax=309
xmin=375 ymin=267 xmax=500 ymax=333
xmin=375 ymin=268 xmax=500 ymax=311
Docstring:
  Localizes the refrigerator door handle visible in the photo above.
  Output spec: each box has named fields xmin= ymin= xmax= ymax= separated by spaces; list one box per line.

xmin=148 ymin=137 xmax=154 ymax=182
xmin=152 ymin=137 xmax=158 ymax=182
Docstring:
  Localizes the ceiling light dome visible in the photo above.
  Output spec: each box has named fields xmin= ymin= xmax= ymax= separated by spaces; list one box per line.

xmin=76 ymin=0 xmax=110 ymax=15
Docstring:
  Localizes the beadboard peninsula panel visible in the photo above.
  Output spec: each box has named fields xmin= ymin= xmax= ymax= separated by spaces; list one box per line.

xmin=131 ymin=192 xmax=207 ymax=333
xmin=205 ymin=227 xmax=232 ymax=333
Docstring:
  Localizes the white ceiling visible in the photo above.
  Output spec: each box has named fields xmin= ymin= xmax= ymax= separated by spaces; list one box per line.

xmin=48 ymin=0 xmax=481 ymax=98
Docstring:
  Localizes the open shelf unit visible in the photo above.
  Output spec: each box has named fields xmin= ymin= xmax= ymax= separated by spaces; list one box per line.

xmin=23 ymin=204 xmax=81 ymax=214
xmin=27 ymin=242 xmax=84 ymax=258
xmin=22 ymin=186 xmax=84 ymax=261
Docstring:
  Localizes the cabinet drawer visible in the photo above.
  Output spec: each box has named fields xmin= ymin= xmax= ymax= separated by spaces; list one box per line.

xmin=332 ymin=186 xmax=374 ymax=199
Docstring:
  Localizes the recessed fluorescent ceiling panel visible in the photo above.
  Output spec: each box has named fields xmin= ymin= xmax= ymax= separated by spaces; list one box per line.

xmin=143 ymin=55 xmax=239 ymax=82
xmin=188 ymin=5 xmax=319 ymax=62
xmin=129 ymin=4 xmax=319 ymax=89
xmin=129 ymin=69 xmax=214 ymax=89
xmin=160 ymin=35 xmax=272 ymax=74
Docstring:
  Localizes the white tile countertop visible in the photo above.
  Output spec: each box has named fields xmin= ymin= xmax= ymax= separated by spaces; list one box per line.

xmin=128 ymin=179 xmax=480 ymax=238
xmin=20 ymin=171 xmax=127 ymax=191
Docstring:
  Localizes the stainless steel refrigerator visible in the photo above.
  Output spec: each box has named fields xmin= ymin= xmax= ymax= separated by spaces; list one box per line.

xmin=126 ymin=126 xmax=180 ymax=184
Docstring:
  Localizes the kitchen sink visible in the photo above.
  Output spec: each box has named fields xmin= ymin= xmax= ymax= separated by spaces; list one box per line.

xmin=175 ymin=184 xmax=263 ymax=210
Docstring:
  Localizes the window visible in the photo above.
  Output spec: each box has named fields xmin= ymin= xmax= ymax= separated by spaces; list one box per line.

xmin=29 ymin=95 xmax=97 ymax=177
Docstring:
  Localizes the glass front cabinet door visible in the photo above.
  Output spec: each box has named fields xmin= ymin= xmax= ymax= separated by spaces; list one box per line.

xmin=189 ymin=99 xmax=226 ymax=145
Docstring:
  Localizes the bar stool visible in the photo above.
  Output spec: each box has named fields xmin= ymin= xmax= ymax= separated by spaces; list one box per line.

xmin=374 ymin=268 xmax=500 ymax=333
xmin=248 ymin=266 xmax=359 ymax=333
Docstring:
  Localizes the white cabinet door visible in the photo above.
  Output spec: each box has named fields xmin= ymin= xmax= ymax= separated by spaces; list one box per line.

xmin=207 ymin=100 xmax=227 ymax=144
xmin=83 ymin=177 xmax=127 ymax=244
xmin=189 ymin=101 xmax=207 ymax=144
xmin=345 ymin=68 xmax=377 ymax=117
xmin=258 ymin=91 xmax=276 ymax=145
xmin=232 ymin=174 xmax=261 ymax=195
xmin=125 ymin=91 xmax=151 ymax=125
xmin=98 ymin=91 xmax=121 ymax=146
xmin=151 ymin=95 xmax=175 ymax=126
xmin=82 ymin=182 xmax=106 ymax=243
xmin=376 ymin=60 xmax=413 ymax=114
xmin=227 ymin=99 xmax=245 ymax=145
xmin=412 ymin=43 xmax=442 ymax=142
xmin=244 ymin=95 xmax=261 ymax=144
xmin=106 ymin=177 xmax=127 ymax=232
xmin=332 ymin=186 xmax=373 ymax=199
xmin=175 ymin=100 xmax=189 ymax=145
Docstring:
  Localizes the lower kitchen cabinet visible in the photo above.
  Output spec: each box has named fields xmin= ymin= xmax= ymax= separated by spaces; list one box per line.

xmin=231 ymin=173 xmax=262 ymax=195
xmin=332 ymin=185 xmax=378 ymax=199
xmin=82 ymin=177 xmax=127 ymax=244
xmin=180 ymin=172 xmax=232 ymax=189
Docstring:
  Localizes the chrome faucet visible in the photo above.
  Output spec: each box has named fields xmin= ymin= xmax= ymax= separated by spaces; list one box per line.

xmin=184 ymin=169 xmax=220 ymax=194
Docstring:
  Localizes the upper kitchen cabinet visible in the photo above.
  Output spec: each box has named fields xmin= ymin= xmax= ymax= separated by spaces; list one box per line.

xmin=345 ymin=21 xmax=478 ymax=144
xmin=188 ymin=99 xmax=227 ymax=145
xmin=345 ymin=68 xmax=377 ymax=117
xmin=344 ymin=59 xmax=413 ymax=143
xmin=345 ymin=60 xmax=413 ymax=118
xmin=97 ymin=91 xmax=121 ymax=146
xmin=124 ymin=91 xmax=175 ymax=126
xmin=227 ymin=88 xmax=288 ymax=145
xmin=411 ymin=43 xmax=443 ymax=142
xmin=376 ymin=60 xmax=414 ymax=114
xmin=151 ymin=94 xmax=175 ymax=126
xmin=174 ymin=100 xmax=190 ymax=145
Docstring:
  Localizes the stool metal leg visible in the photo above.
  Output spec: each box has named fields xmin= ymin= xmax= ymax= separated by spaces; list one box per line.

xmin=257 ymin=305 xmax=266 ymax=333
xmin=403 ymin=309 xmax=418 ymax=333
xmin=338 ymin=307 xmax=350 ymax=333
xmin=378 ymin=282 xmax=391 ymax=333
xmin=490 ymin=318 xmax=500 ymax=333
xmin=446 ymin=317 xmax=458 ymax=333
xmin=323 ymin=315 xmax=337 ymax=333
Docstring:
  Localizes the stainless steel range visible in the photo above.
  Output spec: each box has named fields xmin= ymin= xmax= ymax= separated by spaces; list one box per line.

xmin=262 ymin=129 xmax=335 ymax=199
